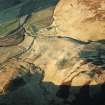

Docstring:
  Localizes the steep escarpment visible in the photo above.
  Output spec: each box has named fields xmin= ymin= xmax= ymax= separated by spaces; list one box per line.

xmin=0 ymin=0 xmax=105 ymax=105
xmin=0 ymin=29 xmax=105 ymax=105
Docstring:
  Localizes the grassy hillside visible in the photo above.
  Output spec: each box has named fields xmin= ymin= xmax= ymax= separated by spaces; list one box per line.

xmin=0 ymin=0 xmax=59 ymax=37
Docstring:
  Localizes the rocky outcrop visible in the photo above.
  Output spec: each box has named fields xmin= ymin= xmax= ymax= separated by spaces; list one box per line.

xmin=0 ymin=0 xmax=105 ymax=105
xmin=53 ymin=0 xmax=105 ymax=42
xmin=0 ymin=29 xmax=105 ymax=105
